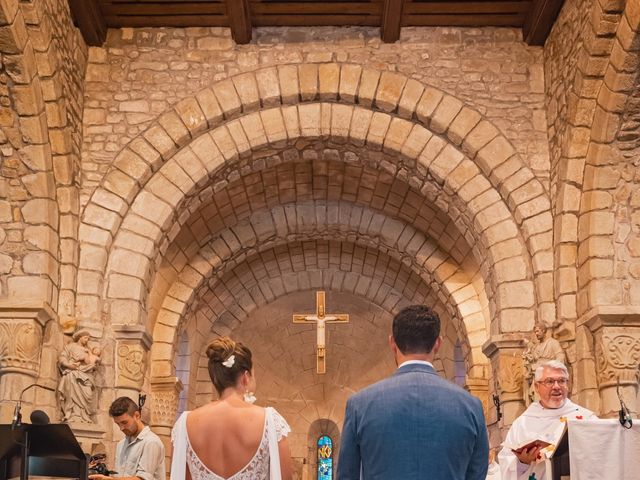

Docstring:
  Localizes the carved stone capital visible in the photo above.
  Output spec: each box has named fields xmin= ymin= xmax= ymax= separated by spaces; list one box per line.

xmin=0 ymin=301 xmax=56 ymax=376
xmin=113 ymin=324 xmax=152 ymax=390
xmin=482 ymin=334 xmax=527 ymax=358
xmin=483 ymin=334 xmax=527 ymax=403
xmin=580 ymin=307 xmax=640 ymax=389
xmin=150 ymin=377 xmax=183 ymax=428
xmin=593 ymin=329 xmax=640 ymax=387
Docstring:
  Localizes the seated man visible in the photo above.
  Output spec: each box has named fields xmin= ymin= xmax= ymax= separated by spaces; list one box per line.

xmin=498 ymin=360 xmax=596 ymax=480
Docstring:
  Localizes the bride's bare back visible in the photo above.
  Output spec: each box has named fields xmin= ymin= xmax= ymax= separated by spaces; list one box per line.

xmin=186 ymin=398 xmax=266 ymax=479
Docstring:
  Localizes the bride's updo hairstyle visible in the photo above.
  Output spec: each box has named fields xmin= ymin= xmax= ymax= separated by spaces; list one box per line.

xmin=206 ymin=337 xmax=253 ymax=395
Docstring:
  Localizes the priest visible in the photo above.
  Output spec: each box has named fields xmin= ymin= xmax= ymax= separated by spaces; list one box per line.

xmin=498 ymin=360 xmax=596 ymax=480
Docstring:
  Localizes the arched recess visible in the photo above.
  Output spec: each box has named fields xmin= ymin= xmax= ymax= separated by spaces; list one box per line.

xmin=75 ymin=66 xmax=550 ymax=437
xmin=158 ymin=241 xmax=477 ymax=382
xmin=148 ymin=204 xmax=488 ymax=378
xmin=91 ymin=104 xmax=538 ymax=323
xmin=175 ymin=260 xmax=469 ymax=456
xmin=77 ymin=64 xmax=551 ymax=333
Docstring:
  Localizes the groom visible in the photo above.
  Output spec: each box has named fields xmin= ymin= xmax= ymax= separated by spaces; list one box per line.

xmin=337 ymin=305 xmax=489 ymax=480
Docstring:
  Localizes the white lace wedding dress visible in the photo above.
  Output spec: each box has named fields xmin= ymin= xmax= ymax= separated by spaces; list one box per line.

xmin=171 ymin=407 xmax=290 ymax=480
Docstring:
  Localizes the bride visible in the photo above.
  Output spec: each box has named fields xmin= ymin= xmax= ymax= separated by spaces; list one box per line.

xmin=171 ymin=337 xmax=293 ymax=480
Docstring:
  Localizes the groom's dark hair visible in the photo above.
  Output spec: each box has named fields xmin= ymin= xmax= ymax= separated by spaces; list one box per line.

xmin=392 ymin=305 xmax=440 ymax=354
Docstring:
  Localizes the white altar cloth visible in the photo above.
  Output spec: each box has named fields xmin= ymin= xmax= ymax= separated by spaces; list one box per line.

xmin=568 ymin=418 xmax=640 ymax=480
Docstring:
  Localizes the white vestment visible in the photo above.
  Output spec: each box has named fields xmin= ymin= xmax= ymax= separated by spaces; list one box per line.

xmin=498 ymin=399 xmax=596 ymax=480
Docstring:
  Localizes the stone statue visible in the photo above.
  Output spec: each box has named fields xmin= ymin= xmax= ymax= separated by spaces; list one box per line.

xmin=522 ymin=323 xmax=565 ymax=405
xmin=58 ymin=329 xmax=101 ymax=423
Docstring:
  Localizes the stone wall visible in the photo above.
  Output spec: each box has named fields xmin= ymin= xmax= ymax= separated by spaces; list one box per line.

xmin=544 ymin=0 xmax=591 ymax=208
xmin=546 ymin=0 xmax=640 ymax=318
xmin=0 ymin=0 xmax=87 ymax=424
xmin=614 ymin=73 xmax=640 ymax=289
xmin=0 ymin=0 xmax=86 ymax=315
xmin=543 ymin=0 xmax=596 ymax=409
xmin=81 ymin=24 xmax=549 ymax=208
xmin=544 ymin=0 xmax=640 ymax=414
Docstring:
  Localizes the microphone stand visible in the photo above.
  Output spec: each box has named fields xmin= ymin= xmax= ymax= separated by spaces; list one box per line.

xmin=12 ymin=383 xmax=56 ymax=429
xmin=20 ymin=427 xmax=30 ymax=480
xmin=616 ymin=378 xmax=633 ymax=429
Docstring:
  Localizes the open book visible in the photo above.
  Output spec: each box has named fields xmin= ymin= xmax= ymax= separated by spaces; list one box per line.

xmin=505 ymin=438 xmax=552 ymax=453
xmin=503 ymin=418 xmax=567 ymax=454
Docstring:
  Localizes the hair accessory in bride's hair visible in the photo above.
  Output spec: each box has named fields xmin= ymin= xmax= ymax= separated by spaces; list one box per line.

xmin=222 ymin=354 xmax=235 ymax=368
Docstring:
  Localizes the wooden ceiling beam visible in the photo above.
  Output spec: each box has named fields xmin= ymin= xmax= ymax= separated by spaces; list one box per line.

xmin=523 ymin=0 xmax=565 ymax=46
xmin=68 ymin=0 xmax=107 ymax=46
xmin=381 ymin=0 xmax=405 ymax=43
xmin=227 ymin=0 xmax=252 ymax=44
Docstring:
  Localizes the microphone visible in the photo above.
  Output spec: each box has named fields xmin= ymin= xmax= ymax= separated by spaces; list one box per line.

xmin=11 ymin=402 xmax=22 ymax=430
xmin=11 ymin=383 xmax=56 ymax=430
xmin=30 ymin=410 xmax=50 ymax=425
xmin=616 ymin=378 xmax=633 ymax=429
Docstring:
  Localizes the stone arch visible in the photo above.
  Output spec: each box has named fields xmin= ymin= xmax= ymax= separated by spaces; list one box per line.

xmin=154 ymin=241 xmax=479 ymax=381
xmin=148 ymin=202 xmax=487 ymax=377
xmin=155 ymin=236 xmax=479 ymax=364
xmin=97 ymin=105 xmax=536 ymax=316
xmin=77 ymin=63 xmax=551 ymax=330
xmin=76 ymin=66 xmax=548 ymax=431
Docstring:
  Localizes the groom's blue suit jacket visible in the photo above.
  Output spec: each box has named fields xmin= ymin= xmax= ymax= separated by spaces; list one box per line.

xmin=337 ymin=363 xmax=489 ymax=480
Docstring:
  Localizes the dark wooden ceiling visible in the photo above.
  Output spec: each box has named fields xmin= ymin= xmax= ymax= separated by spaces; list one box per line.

xmin=69 ymin=0 xmax=564 ymax=47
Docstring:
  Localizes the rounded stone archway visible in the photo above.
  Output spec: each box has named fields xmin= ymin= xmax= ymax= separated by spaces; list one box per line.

xmin=76 ymin=67 xmax=552 ymax=324
xmin=74 ymin=63 xmax=552 ymax=464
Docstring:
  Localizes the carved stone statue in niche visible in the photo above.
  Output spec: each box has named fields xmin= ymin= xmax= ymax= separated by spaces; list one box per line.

xmin=522 ymin=323 xmax=566 ymax=405
xmin=57 ymin=329 xmax=102 ymax=423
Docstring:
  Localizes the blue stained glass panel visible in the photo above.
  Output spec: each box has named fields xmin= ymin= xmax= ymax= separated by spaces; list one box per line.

xmin=317 ymin=435 xmax=333 ymax=480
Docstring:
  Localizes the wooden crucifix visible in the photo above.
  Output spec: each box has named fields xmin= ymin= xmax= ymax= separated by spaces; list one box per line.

xmin=293 ymin=291 xmax=349 ymax=374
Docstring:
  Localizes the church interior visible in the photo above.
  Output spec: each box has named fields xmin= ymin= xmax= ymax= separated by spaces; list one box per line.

xmin=0 ymin=0 xmax=639 ymax=478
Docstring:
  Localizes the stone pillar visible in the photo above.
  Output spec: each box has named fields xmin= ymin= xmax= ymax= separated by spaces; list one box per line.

xmin=0 ymin=300 xmax=55 ymax=423
xmin=150 ymin=377 xmax=183 ymax=469
xmin=580 ymin=307 xmax=640 ymax=417
xmin=113 ymin=324 xmax=152 ymax=400
xmin=482 ymin=335 xmax=527 ymax=431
